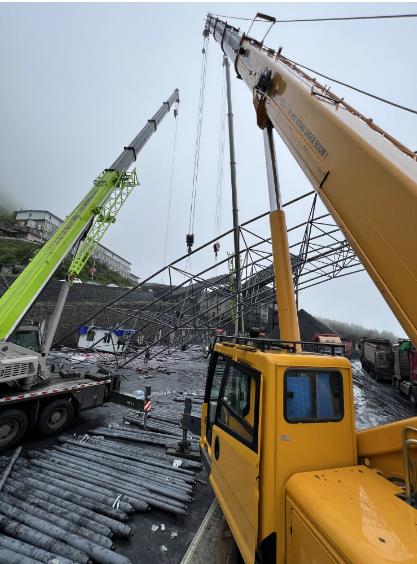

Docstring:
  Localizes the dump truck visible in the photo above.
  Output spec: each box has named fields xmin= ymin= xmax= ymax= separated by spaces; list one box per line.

xmin=359 ymin=337 xmax=394 ymax=381
xmin=393 ymin=339 xmax=417 ymax=404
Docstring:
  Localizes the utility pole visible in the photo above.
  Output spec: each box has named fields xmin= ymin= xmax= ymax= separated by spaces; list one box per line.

xmin=224 ymin=55 xmax=242 ymax=335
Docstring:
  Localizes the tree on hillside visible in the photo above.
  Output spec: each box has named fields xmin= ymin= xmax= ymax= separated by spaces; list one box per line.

xmin=318 ymin=317 xmax=398 ymax=344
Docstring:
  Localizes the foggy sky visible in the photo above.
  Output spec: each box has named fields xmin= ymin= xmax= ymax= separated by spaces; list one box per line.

xmin=0 ymin=2 xmax=416 ymax=336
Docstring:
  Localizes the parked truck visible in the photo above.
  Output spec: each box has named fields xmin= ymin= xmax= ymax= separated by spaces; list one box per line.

xmin=392 ymin=339 xmax=417 ymax=403
xmin=313 ymin=333 xmax=345 ymax=356
xmin=359 ymin=337 xmax=394 ymax=381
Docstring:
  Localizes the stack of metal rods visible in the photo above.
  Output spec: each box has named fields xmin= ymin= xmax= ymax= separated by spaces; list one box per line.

xmin=0 ymin=449 xmax=133 ymax=564
xmin=123 ymin=413 xmax=188 ymax=438
xmin=89 ymin=426 xmax=181 ymax=447
xmin=84 ymin=435 xmax=202 ymax=470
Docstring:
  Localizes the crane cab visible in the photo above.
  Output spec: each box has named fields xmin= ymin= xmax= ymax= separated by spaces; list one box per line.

xmin=200 ymin=336 xmax=357 ymax=563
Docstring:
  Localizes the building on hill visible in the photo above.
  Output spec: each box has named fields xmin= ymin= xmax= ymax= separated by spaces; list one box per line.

xmin=14 ymin=209 xmax=138 ymax=283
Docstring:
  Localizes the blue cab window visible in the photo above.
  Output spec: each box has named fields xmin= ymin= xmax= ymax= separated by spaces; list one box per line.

xmin=285 ymin=370 xmax=343 ymax=423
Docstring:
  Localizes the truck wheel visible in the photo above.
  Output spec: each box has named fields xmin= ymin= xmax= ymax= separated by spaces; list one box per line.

xmin=38 ymin=399 xmax=74 ymax=436
xmin=0 ymin=409 xmax=28 ymax=451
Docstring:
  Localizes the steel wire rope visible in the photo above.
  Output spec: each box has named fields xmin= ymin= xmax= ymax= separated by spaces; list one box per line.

xmin=279 ymin=55 xmax=417 ymax=116
xmin=215 ymin=67 xmax=227 ymax=240
xmin=162 ymin=101 xmax=180 ymax=269
xmin=209 ymin=12 xmax=417 ymax=23
xmin=213 ymin=63 xmax=227 ymax=276
xmin=188 ymin=34 xmax=209 ymax=240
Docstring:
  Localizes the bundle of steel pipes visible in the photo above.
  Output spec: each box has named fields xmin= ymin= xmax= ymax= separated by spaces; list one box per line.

xmin=0 ymin=448 xmax=133 ymax=564
xmin=0 ymin=431 xmax=201 ymax=563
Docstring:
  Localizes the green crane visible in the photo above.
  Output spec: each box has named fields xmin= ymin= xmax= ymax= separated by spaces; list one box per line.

xmin=0 ymin=89 xmax=180 ymax=348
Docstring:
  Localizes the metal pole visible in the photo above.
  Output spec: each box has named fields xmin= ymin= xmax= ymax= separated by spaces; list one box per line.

xmin=224 ymin=55 xmax=241 ymax=335
xmin=42 ymin=281 xmax=71 ymax=356
xmin=263 ymin=123 xmax=301 ymax=347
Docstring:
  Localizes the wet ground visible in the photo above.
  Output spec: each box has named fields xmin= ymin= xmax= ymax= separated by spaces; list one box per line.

xmin=20 ymin=349 xmax=416 ymax=563
xmin=351 ymin=360 xmax=415 ymax=429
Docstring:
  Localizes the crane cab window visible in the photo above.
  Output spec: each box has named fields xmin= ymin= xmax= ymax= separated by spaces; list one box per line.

xmin=284 ymin=370 xmax=343 ymax=423
xmin=216 ymin=361 xmax=260 ymax=451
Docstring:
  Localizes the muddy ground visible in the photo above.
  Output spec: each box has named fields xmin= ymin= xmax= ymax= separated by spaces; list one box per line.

xmin=22 ymin=349 xmax=416 ymax=563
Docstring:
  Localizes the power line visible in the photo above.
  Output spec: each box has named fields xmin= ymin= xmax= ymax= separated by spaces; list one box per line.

xmin=281 ymin=56 xmax=417 ymax=116
xmin=209 ymin=12 xmax=417 ymax=23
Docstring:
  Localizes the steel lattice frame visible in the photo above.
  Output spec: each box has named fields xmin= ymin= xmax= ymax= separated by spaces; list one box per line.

xmin=57 ymin=191 xmax=363 ymax=365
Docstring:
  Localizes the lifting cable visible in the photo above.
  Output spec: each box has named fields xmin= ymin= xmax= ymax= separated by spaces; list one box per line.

xmin=162 ymin=100 xmax=180 ymax=267
xmin=280 ymin=55 xmax=417 ymax=116
xmin=187 ymin=32 xmax=209 ymax=254
xmin=214 ymin=63 xmax=227 ymax=260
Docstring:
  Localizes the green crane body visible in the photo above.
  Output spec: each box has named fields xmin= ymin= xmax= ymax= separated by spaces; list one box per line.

xmin=0 ymin=89 xmax=179 ymax=341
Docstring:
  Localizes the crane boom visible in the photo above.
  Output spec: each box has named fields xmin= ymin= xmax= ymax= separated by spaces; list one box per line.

xmin=0 ymin=89 xmax=179 ymax=341
xmin=207 ymin=16 xmax=417 ymax=345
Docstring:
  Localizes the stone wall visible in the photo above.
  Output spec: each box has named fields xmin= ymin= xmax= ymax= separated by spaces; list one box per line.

xmin=2 ymin=277 xmax=167 ymax=348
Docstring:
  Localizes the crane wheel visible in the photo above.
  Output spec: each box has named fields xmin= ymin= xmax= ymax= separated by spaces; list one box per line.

xmin=0 ymin=409 xmax=28 ymax=451
xmin=37 ymin=399 xmax=74 ymax=436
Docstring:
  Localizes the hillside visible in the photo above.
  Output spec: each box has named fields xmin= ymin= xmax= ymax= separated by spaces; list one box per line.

xmin=317 ymin=316 xmax=398 ymax=344
xmin=0 ymin=239 xmax=133 ymax=287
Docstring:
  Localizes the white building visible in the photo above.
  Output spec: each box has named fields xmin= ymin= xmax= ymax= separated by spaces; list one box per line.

xmin=14 ymin=210 xmax=139 ymax=283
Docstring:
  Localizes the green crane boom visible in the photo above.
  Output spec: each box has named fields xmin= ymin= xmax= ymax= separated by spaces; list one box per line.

xmin=0 ymin=89 xmax=179 ymax=341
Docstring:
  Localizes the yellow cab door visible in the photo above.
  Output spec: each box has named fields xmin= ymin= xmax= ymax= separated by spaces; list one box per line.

xmin=208 ymin=352 xmax=262 ymax=563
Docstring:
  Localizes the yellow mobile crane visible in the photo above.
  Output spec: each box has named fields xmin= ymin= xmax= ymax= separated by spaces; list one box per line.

xmin=195 ymin=14 xmax=417 ymax=564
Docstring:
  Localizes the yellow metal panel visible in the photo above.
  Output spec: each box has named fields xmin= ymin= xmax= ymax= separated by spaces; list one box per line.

xmin=357 ymin=416 xmax=417 ymax=480
xmin=287 ymin=507 xmax=339 ymax=564
xmin=287 ymin=465 xmax=417 ymax=563
xmin=210 ymin=425 xmax=260 ymax=564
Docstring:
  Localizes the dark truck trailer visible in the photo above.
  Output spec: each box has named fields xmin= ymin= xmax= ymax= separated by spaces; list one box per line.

xmin=359 ymin=337 xmax=393 ymax=382
xmin=392 ymin=339 xmax=417 ymax=404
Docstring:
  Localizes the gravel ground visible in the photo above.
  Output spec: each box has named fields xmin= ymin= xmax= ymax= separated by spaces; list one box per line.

xmin=19 ymin=349 xmax=416 ymax=563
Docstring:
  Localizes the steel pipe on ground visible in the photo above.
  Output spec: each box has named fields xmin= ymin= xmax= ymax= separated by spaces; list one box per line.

xmin=59 ymin=438 xmax=196 ymax=479
xmin=13 ymin=461 xmax=130 ymax=521
xmin=37 ymin=450 xmax=191 ymax=503
xmin=89 ymin=428 xmax=169 ymax=447
xmin=22 ymin=458 xmax=144 ymax=512
xmin=0 ymin=534 xmax=72 ymax=564
xmin=4 ymin=483 xmax=112 ymax=539
xmin=34 ymin=447 xmax=190 ymax=499
xmin=31 ymin=456 xmax=188 ymax=515
xmin=0 ymin=513 xmax=89 ymax=563
xmin=87 ymin=436 xmax=202 ymax=469
xmin=9 ymin=471 xmax=131 ymax=538
xmin=55 ymin=444 xmax=194 ymax=491
xmin=0 ymin=500 xmax=132 ymax=564
xmin=0 ymin=492 xmax=112 ymax=549
xmin=0 ymin=546 xmax=39 ymax=564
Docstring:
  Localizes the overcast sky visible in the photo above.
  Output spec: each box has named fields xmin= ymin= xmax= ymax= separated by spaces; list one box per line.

xmin=0 ymin=2 xmax=416 ymax=336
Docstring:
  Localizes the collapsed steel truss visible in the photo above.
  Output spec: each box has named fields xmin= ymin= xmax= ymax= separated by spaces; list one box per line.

xmin=62 ymin=191 xmax=363 ymax=366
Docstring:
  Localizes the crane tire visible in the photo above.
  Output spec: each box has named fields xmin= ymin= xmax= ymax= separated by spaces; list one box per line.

xmin=37 ymin=398 xmax=74 ymax=436
xmin=0 ymin=409 xmax=28 ymax=451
